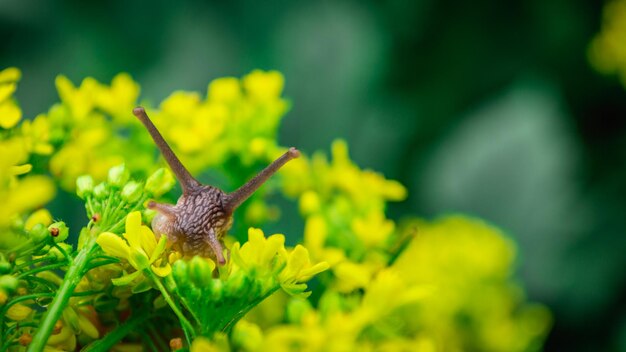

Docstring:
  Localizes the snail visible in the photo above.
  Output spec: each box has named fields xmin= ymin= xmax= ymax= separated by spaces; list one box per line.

xmin=132 ymin=107 xmax=300 ymax=265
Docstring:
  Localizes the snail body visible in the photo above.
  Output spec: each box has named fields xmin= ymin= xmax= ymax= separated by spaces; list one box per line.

xmin=133 ymin=107 xmax=299 ymax=264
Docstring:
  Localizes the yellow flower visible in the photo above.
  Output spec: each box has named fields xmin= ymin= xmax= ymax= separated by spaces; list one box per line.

xmin=96 ymin=211 xmax=171 ymax=285
xmin=208 ymin=77 xmax=241 ymax=102
xmin=0 ymin=67 xmax=22 ymax=129
xmin=21 ymin=113 xmax=54 ymax=155
xmin=351 ymin=210 xmax=395 ymax=248
xmin=280 ymin=245 xmax=329 ymax=285
xmin=0 ymin=140 xmax=55 ymax=229
xmin=228 ymin=228 xmax=328 ymax=298
xmin=0 ymin=99 xmax=21 ymax=129
xmin=231 ymin=228 xmax=287 ymax=273
xmin=0 ymin=67 xmax=20 ymax=83
xmin=55 ymin=75 xmax=99 ymax=120
xmin=332 ymin=261 xmax=372 ymax=292
xmin=243 ymin=70 xmax=285 ymax=101
xmin=94 ymin=73 xmax=140 ymax=120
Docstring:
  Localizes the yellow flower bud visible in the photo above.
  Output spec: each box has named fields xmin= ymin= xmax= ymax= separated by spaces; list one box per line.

xmin=6 ymin=303 xmax=33 ymax=321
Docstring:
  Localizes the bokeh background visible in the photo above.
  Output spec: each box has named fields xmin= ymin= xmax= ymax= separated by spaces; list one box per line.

xmin=1 ymin=0 xmax=625 ymax=350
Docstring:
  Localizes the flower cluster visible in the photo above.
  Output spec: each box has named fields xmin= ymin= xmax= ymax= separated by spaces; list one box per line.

xmin=0 ymin=67 xmax=551 ymax=351
xmin=170 ymin=228 xmax=328 ymax=338
xmin=225 ymin=216 xmax=550 ymax=352
xmin=0 ymin=68 xmax=55 ymax=234
xmin=280 ymin=140 xmax=407 ymax=293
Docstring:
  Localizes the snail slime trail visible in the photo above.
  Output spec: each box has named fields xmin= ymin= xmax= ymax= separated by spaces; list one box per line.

xmin=132 ymin=107 xmax=300 ymax=265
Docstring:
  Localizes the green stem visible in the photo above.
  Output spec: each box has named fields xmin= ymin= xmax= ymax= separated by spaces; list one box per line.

xmin=52 ymin=242 xmax=72 ymax=263
xmin=16 ymin=262 xmax=68 ymax=280
xmin=27 ymin=236 xmax=97 ymax=352
xmin=0 ymin=292 xmax=56 ymax=317
xmin=14 ymin=256 xmax=56 ymax=271
xmin=82 ymin=312 xmax=152 ymax=352
xmin=146 ymin=270 xmax=196 ymax=345
xmin=107 ymin=196 xmax=148 ymax=233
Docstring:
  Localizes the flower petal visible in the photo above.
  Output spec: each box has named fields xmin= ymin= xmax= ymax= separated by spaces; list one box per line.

xmin=149 ymin=236 xmax=167 ymax=264
xmin=124 ymin=211 xmax=143 ymax=250
xmin=151 ymin=263 xmax=172 ymax=277
xmin=96 ymin=232 xmax=130 ymax=260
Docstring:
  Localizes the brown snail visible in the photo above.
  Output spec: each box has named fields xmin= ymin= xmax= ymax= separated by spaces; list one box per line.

xmin=132 ymin=107 xmax=300 ymax=265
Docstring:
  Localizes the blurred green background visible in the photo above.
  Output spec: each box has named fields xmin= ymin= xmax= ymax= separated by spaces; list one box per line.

xmin=1 ymin=0 xmax=625 ymax=350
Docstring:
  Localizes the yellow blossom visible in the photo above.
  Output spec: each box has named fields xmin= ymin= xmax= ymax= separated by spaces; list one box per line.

xmin=243 ymin=70 xmax=285 ymax=101
xmin=0 ymin=99 xmax=21 ymax=129
xmin=231 ymin=228 xmax=287 ymax=273
xmin=0 ymin=67 xmax=20 ymax=83
xmin=0 ymin=67 xmax=22 ymax=129
xmin=208 ymin=77 xmax=242 ymax=102
xmin=351 ymin=211 xmax=395 ymax=248
xmin=96 ymin=211 xmax=171 ymax=284
xmin=94 ymin=73 xmax=140 ymax=120
xmin=279 ymin=245 xmax=329 ymax=297
xmin=21 ymin=113 xmax=54 ymax=155
xmin=0 ymin=138 xmax=55 ymax=230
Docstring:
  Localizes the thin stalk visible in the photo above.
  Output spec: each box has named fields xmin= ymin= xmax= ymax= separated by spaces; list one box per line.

xmin=52 ymin=242 xmax=72 ymax=263
xmin=16 ymin=262 xmax=67 ymax=280
xmin=27 ymin=236 xmax=97 ymax=352
xmin=0 ymin=292 xmax=55 ymax=316
xmin=107 ymin=196 xmax=149 ymax=234
xmin=147 ymin=324 xmax=169 ymax=351
xmin=14 ymin=256 xmax=56 ymax=271
xmin=82 ymin=312 xmax=152 ymax=352
xmin=146 ymin=270 xmax=195 ymax=345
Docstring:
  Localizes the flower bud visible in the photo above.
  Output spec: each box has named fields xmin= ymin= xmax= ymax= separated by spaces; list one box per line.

xmin=208 ymin=279 xmax=223 ymax=300
xmin=145 ymin=168 xmax=175 ymax=196
xmin=6 ymin=303 xmax=32 ymax=321
xmin=189 ymin=256 xmax=214 ymax=287
xmin=0 ymin=261 xmax=11 ymax=275
xmin=30 ymin=223 xmax=49 ymax=243
xmin=286 ymin=298 xmax=313 ymax=323
xmin=76 ymin=175 xmax=94 ymax=199
xmin=170 ymin=338 xmax=183 ymax=351
xmin=78 ymin=312 xmax=100 ymax=339
xmin=19 ymin=333 xmax=32 ymax=346
xmin=93 ymin=182 xmax=107 ymax=200
xmin=62 ymin=306 xmax=80 ymax=332
xmin=224 ymin=270 xmax=247 ymax=295
xmin=121 ymin=181 xmax=143 ymax=203
xmin=0 ymin=275 xmax=18 ymax=292
xmin=172 ymin=260 xmax=189 ymax=284
xmin=108 ymin=164 xmax=130 ymax=187
xmin=49 ymin=243 xmax=74 ymax=261
xmin=232 ymin=320 xmax=263 ymax=351
xmin=48 ymin=222 xmax=69 ymax=243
